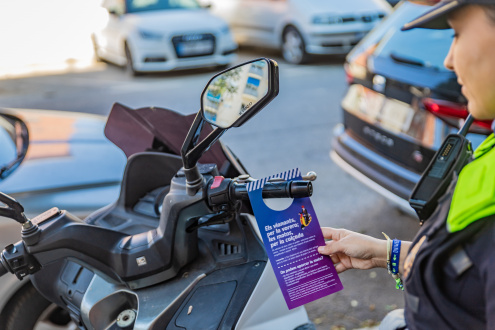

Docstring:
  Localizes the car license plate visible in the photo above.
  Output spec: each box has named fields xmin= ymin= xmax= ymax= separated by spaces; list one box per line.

xmin=381 ymin=98 xmax=414 ymax=133
xmin=176 ymin=40 xmax=214 ymax=57
xmin=342 ymin=85 xmax=414 ymax=133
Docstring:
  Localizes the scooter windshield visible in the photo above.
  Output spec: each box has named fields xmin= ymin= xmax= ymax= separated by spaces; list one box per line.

xmin=104 ymin=103 xmax=230 ymax=170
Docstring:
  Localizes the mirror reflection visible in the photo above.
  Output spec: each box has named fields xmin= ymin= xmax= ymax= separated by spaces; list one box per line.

xmin=0 ymin=117 xmax=18 ymax=168
xmin=202 ymin=59 xmax=270 ymax=128
xmin=0 ymin=116 xmax=25 ymax=179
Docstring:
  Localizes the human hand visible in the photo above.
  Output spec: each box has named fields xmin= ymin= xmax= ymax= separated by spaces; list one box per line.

xmin=318 ymin=227 xmax=388 ymax=273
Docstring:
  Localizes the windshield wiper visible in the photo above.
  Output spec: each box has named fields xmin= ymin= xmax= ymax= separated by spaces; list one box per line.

xmin=389 ymin=52 xmax=426 ymax=67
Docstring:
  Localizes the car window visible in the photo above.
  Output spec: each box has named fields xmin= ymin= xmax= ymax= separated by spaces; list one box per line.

xmin=374 ymin=26 xmax=452 ymax=71
xmin=348 ymin=1 xmax=453 ymax=72
xmin=126 ymin=0 xmax=201 ymax=13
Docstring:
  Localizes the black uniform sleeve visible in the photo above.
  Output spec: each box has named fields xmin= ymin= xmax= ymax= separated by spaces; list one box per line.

xmin=470 ymin=224 xmax=495 ymax=327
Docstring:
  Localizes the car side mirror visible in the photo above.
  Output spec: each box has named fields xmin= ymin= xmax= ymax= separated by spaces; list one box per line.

xmin=181 ymin=58 xmax=279 ymax=192
xmin=0 ymin=114 xmax=29 ymax=180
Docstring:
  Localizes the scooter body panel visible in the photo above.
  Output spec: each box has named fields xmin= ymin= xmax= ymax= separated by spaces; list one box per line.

xmin=236 ymin=214 xmax=310 ymax=330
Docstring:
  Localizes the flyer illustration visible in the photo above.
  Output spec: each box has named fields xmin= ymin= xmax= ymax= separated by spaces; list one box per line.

xmin=247 ymin=168 xmax=343 ymax=310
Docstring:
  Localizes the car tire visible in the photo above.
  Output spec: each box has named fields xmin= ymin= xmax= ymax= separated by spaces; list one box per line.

xmin=282 ymin=27 xmax=309 ymax=65
xmin=0 ymin=282 xmax=76 ymax=330
xmin=125 ymin=43 xmax=143 ymax=76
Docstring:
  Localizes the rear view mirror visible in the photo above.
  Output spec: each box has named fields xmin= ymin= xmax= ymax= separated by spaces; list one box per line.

xmin=0 ymin=114 xmax=29 ymax=180
xmin=201 ymin=58 xmax=279 ymax=128
xmin=182 ymin=58 xmax=279 ymax=192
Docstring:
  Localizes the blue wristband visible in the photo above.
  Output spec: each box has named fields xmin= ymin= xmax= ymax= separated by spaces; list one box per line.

xmin=391 ymin=239 xmax=401 ymax=275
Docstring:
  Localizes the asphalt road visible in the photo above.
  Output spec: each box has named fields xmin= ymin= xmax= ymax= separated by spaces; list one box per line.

xmin=0 ymin=49 xmax=420 ymax=329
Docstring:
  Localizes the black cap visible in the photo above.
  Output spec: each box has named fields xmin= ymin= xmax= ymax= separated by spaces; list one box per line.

xmin=402 ymin=0 xmax=495 ymax=31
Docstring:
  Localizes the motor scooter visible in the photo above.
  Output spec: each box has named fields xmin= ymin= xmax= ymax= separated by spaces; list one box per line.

xmin=0 ymin=58 xmax=317 ymax=330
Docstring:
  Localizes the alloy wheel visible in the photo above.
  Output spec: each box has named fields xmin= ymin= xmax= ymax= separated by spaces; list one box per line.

xmin=282 ymin=28 xmax=307 ymax=64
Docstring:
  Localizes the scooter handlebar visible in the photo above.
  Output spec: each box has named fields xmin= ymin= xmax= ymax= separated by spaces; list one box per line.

xmin=208 ymin=179 xmax=313 ymax=207
xmin=0 ymin=242 xmax=41 ymax=280
xmin=233 ymin=180 xmax=313 ymax=200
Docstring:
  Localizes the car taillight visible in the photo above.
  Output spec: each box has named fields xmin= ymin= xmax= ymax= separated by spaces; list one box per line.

xmin=422 ymin=98 xmax=493 ymax=134
xmin=344 ymin=62 xmax=367 ymax=85
xmin=344 ymin=63 xmax=353 ymax=84
xmin=345 ymin=45 xmax=377 ymax=85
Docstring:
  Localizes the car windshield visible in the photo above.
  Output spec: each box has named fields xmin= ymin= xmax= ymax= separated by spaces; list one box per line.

xmin=126 ymin=0 xmax=201 ymax=13
xmin=349 ymin=2 xmax=454 ymax=72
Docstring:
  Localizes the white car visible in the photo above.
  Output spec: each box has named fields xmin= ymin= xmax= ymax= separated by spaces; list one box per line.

xmin=92 ymin=0 xmax=238 ymax=75
xmin=207 ymin=0 xmax=392 ymax=64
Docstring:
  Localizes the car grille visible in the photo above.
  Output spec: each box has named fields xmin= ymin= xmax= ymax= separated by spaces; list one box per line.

xmin=321 ymin=40 xmax=360 ymax=48
xmin=171 ymin=34 xmax=216 ymax=58
xmin=340 ymin=13 xmax=385 ymax=23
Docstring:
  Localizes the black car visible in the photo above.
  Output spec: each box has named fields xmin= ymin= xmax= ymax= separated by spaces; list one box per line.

xmin=331 ymin=1 xmax=493 ymax=214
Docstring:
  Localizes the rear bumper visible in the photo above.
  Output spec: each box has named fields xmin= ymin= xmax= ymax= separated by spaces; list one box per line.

xmin=305 ymin=31 xmax=367 ymax=55
xmin=130 ymin=36 xmax=238 ymax=72
xmin=330 ymin=149 xmax=416 ymax=216
xmin=133 ymin=52 xmax=237 ymax=72
xmin=331 ymin=125 xmax=420 ymax=215
xmin=304 ymin=22 xmax=379 ymax=55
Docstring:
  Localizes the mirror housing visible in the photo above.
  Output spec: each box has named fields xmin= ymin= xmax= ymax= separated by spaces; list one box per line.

xmin=181 ymin=58 xmax=279 ymax=193
xmin=0 ymin=114 xmax=29 ymax=180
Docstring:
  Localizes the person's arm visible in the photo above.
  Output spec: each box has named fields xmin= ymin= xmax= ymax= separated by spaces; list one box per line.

xmin=318 ymin=227 xmax=411 ymax=274
xmin=473 ymin=228 xmax=495 ymax=327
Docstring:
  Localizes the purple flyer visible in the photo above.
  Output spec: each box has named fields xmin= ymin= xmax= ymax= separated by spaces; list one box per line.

xmin=247 ymin=168 xmax=343 ymax=310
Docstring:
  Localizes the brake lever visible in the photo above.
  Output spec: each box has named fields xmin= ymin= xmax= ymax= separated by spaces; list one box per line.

xmin=267 ymin=171 xmax=317 ymax=182
xmin=186 ymin=203 xmax=241 ymax=233
xmin=0 ymin=192 xmax=29 ymax=225
xmin=302 ymin=171 xmax=317 ymax=181
xmin=186 ymin=210 xmax=236 ymax=233
xmin=0 ymin=193 xmax=43 ymax=280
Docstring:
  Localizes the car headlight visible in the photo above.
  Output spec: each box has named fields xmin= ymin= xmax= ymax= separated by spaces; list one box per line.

xmin=138 ymin=29 xmax=163 ymax=40
xmin=312 ymin=15 xmax=343 ymax=25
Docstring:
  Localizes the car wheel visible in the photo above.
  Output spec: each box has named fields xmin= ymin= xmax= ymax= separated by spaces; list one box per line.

xmin=0 ymin=282 xmax=77 ymax=330
xmin=282 ymin=27 xmax=309 ymax=65
xmin=125 ymin=43 xmax=142 ymax=76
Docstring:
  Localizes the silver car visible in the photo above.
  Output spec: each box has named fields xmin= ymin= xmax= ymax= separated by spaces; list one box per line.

xmin=208 ymin=0 xmax=391 ymax=64
xmin=0 ymin=108 xmax=126 ymax=329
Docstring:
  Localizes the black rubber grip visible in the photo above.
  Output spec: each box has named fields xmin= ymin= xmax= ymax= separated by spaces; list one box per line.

xmin=233 ymin=181 xmax=313 ymax=200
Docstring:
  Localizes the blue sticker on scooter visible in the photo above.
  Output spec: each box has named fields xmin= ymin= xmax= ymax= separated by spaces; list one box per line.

xmin=247 ymin=168 xmax=343 ymax=310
